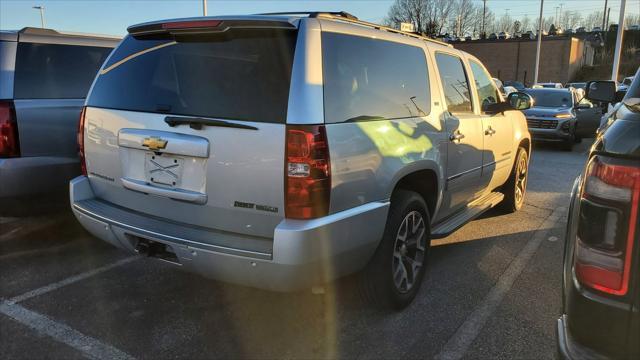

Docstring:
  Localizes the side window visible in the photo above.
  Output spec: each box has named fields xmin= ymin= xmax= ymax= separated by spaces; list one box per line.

xmin=14 ymin=43 xmax=112 ymax=99
xmin=322 ymin=32 xmax=430 ymax=123
xmin=469 ymin=60 xmax=500 ymax=112
xmin=434 ymin=53 xmax=473 ymax=114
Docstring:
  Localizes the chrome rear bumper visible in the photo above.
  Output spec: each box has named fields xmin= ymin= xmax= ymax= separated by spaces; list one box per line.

xmin=70 ymin=176 xmax=389 ymax=291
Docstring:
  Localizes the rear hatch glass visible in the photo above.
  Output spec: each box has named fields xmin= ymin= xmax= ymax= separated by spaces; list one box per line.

xmin=83 ymin=28 xmax=297 ymax=241
xmin=87 ymin=29 xmax=296 ymax=123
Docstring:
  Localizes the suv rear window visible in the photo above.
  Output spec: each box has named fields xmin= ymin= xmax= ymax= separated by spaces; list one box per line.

xmin=87 ymin=29 xmax=297 ymax=124
xmin=14 ymin=43 xmax=112 ymax=99
xmin=322 ymin=32 xmax=430 ymax=123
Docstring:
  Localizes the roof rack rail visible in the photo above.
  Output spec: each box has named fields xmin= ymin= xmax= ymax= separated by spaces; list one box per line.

xmin=256 ymin=11 xmax=358 ymax=20
xmin=316 ymin=13 xmax=451 ymax=47
xmin=256 ymin=11 xmax=451 ymax=47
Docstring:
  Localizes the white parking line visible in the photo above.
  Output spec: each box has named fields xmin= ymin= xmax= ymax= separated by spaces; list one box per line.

xmin=0 ymin=301 xmax=135 ymax=360
xmin=434 ymin=207 xmax=566 ymax=360
xmin=8 ymin=256 xmax=138 ymax=304
xmin=0 ymin=227 xmax=23 ymax=242
xmin=0 ymin=217 xmax=20 ymax=224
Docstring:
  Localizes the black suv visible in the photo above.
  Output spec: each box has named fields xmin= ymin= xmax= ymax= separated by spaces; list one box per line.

xmin=558 ymin=71 xmax=640 ymax=359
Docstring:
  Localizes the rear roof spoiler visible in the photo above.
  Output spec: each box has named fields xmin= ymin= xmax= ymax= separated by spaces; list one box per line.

xmin=127 ymin=17 xmax=296 ymax=36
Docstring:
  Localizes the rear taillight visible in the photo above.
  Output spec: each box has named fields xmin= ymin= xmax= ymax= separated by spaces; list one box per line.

xmin=285 ymin=125 xmax=330 ymax=219
xmin=0 ymin=101 xmax=20 ymax=158
xmin=77 ymin=107 xmax=87 ymax=176
xmin=574 ymin=155 xmax=640 ymax=296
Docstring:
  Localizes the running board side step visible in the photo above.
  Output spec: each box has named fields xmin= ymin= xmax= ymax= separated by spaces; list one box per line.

xmin=431 ymin=192 xmax=504 ymax=239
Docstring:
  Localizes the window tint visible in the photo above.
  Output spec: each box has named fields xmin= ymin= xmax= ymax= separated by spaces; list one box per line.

xmin=322 ymin=32 xmax=430 ymax=123
xmin=524 ymin=90 xmax=573 ymax=108
xmin=88 ymin=30 xmax=297 ymax=124
xmin=470 ymin=60 xmax=500 ymax=112
xmin=434 ymin=53 xmax=473 ymax=114
xmin=14 ymin=43 xmax=112 ymax=99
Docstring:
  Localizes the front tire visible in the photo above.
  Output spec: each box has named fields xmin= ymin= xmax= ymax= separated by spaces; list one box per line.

xmin=360 ymin=190 xmax=430 ymax=310
xmin=562 ymin=129 xmax=576 ymax=151
xmin=499 ymin=147 xmax=529 ymax=213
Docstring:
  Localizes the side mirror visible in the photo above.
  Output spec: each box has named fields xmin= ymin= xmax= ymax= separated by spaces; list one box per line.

xmin=507 ymin=92 xmax=533 ymax=110
xmin=586 ymin=81 xmax=616 ymax=103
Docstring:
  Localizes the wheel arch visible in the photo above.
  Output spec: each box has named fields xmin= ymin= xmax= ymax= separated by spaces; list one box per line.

xmin=389 ymin=163 xmax=442 ymax=219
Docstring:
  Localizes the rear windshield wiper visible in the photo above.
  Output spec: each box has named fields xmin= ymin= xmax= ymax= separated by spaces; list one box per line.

xmin=165 ymin=116 xmax=258 ymax=130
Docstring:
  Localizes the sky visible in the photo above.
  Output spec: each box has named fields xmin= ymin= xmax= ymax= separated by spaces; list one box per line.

xmin=1 ymin=0 xmax=638 ymax=36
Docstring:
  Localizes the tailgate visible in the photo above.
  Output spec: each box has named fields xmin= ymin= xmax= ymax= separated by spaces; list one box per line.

xmin=84 ymin=107 xmax=285 ymax=238
xmin=83 ymin=23 xmax=297 ymax=238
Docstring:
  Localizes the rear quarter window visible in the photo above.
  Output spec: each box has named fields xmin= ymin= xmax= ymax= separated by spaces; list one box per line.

xmin=322 ymin=32 xmax=430 ymax=123
xmin=14 ymin=43 xmax=112 ymax=99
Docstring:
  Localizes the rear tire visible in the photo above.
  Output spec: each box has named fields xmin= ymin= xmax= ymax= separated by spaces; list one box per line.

xmin=499 ymin=147 xmax=529 ymax=213
xmin=360 ymin=190 xmax=430 ymax=310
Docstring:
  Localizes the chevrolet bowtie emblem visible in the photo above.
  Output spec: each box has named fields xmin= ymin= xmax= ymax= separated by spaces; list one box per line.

xmin=142 ymin=137 xmax=168 ymax=151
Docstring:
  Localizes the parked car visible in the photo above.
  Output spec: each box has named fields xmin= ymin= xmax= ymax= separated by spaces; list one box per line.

xmin=576 ymin=27 xmax=586 ymax=33
xmin=70 ymin=12 xmax=533 ymax=309
xmin=630 ymin=24 xmax=640 ymax=31
xmin=534 ymin=82 xmax=564 ymax=89
xmin=504 ymin=80 xmax=526 ymax=90
xmin=558 ymin=73 xmax=640 ymax=360
xmin=493 ymin=77 xmax=506 ymax=96
xmin=619 ymin=76 xmax=634 ymax=91
xmin=523 ymin=88 xmax=601 ymax=150
xmin=565 ymin=28 xmax=574 ymax=35
xmin=522 ymin=31 xmax=536 ymax=39
xmin=503 ymin=86 xmax=518 ymax=96
xmin=498 ymin=32 xmax=510 ymax=40
xmin=565 ymin=82 xmax=587 ymax=90
xmin=591 ymin=26 xmax=602 ymax=32
xmin=488 ymin=32 xmax=498 ymax=40
xmin=0 ymin=27 xmax=118 ymax=213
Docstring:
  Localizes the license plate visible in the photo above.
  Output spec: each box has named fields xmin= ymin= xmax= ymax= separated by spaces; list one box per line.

xmin=145 ymin=152 xmax=183 ymax=188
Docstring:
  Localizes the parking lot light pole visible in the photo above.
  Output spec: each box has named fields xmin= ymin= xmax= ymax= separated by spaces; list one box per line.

xmin=202 ymin=0 xmax=207 ymax=16
xmin=534 ymin=0 xmax=544 ymax=84
xmin=32 ymin=6 xmax=45 ymax=28
xmin=611 ymin=0 xmax=627 ymax=82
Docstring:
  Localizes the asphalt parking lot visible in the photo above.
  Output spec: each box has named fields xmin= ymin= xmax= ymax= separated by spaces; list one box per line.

xmin=0 ymin=140 xmax=590 ymax=360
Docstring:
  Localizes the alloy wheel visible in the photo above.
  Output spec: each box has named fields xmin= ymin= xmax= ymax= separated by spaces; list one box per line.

xmin=392 ymin=210 xmax=427 ymax=293
xmin=515 ymin=154 xmax=528 ymax=206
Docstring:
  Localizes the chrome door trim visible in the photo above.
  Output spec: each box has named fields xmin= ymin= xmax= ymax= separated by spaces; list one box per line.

xmin=446 ymin=165 xmax=482 ymax=182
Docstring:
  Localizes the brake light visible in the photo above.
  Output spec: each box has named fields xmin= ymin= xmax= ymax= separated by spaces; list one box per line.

xmin=285 ymin=125 xmax=330 ymax=219
xmin=161 ymin=20 xmax=222 ymax=30
xmin=77 ymin=107 xmax=87 ymax=176
xmin=574 ymin=156 xmax=640 ymax=296
xmin=0 ymin=101 xmax=19 ymax=158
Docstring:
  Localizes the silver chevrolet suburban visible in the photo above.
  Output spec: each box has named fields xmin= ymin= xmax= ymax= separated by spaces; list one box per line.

xmin=70 ymin=12 xmax=532 ymax=308
xmin=0 ymin=28 xmax=118 ymax=212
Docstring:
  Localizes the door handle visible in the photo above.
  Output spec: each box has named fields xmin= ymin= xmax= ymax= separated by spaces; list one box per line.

xmin=485 ymin=126 xmax=496 ymax=136
xmin=449 ymin=131 xmax=465 ymax=141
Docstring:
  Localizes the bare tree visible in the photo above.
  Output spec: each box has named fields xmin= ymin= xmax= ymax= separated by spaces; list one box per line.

xmin=449 ymin=0 xmax=484 ymax=36
xmin=625 ymin=14 xmax=640 ymax=27
xmin=584 ymin=11 xmax=604 ymax=30
xmin=497 ymin=13 xmax=514 ymax=33
xmin=384 ymin=0 xmax=455 ymax=36
xmin=513 ymin=20 xmax=521 ymax=34
xmin=521 ymin=15 xmax=532 ymax=32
